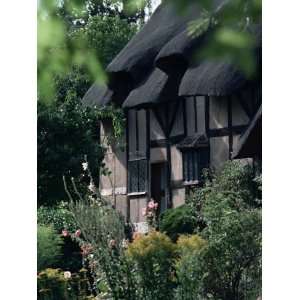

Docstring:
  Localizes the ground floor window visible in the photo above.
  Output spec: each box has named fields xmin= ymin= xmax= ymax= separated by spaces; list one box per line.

xmin=182 ymin=147 xmax=209 ymax=183
xmin=128 ymin=159 xmax=147 ymax=193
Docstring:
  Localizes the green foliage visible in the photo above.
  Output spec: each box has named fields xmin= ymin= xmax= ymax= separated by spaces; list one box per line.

xmin=188 ymin=161 xmax=262 ymax=300
xmin=38 ymin=201 xmax=77 ymax=232
xmin=37 ymin=94 xmax=102 ymax=205
xmin=175 ymin=235 xmax=207 ymax=300
xmin=37 ymin=268 xmax=93 ymax=300
xmin=126 ymin=231 xmax=176 ymax=300
xmin=37 ymin=226 xmax=64 ymax=272
xmin=38 ymin=0 xmax=151 ymax=99
xmin=171 ymin=0 xmax=261 ymax=76
xmin=159 ymin=204 xmax=197 ymax=241
xmin=38 ymin=13 xmax=131 ymax=205
xmin=37 ymin=202 xmax=83 ymax=272
xmin=66 ymin=169 xmax=138 ymax=299
xmin=71 ymin=15 xmax=137 ymax=68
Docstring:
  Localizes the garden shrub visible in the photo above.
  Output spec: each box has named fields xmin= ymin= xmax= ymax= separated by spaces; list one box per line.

xmin=68 ymin=192 xmax=138 ymax=299
xmin=188 ymin=161 xmax=262 ymax=300
xmin=175 ymin=235 xmax=207 ymax=300
xmin=37 ymin=225 xmax=63 ymax=272
xmin=126 ymin=231 xmax=176 ymax=300
xmin=37 ymin=201 xmax=77 ymax=232
xmin=176 ymin=234 xmax=207 ymax=256
xmin=37 ymin=268 xmax=93 ymax=300
xmin=159 ymin=204 xmax=197 ymax=241
xmin=38 ymin=203 xmax=82 ymax=271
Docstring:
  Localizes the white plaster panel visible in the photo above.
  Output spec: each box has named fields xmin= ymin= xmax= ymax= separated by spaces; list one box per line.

xmin=186 ymin=97 xmax=196 ymax=135
xmin=209 ymin=96 xmax=228 ymax=129
xmin=170 ymin=101 xmax=184 ymax=137
xmin=172 ymin=188 xmax=185 ymax=208
xmin=130 ymin=197 xmax=147 ymax=223
xmin=150 ymin=110 xmax=165 ymax=140
xmin=150 ymin=147 xmax=167 ymax=163
xmin=210 ymin=136 xmax=229 ymax=170
xmin=196 ymin=96 xmax=206 ymax=135
xmin=170 ymin=146 xmax=183 ymax=181
xmin=231 ymin=95 xmax=250 ymax=126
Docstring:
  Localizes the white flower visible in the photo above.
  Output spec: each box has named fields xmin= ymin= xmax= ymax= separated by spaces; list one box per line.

xmin=82 ymin=162 xmax=88 ymax=171
xmin=64 ymin=271 xmax=71 ymax=279
xmin=88 ymin=181 xmax=97 ymax=193
xmin=122 ymin=239 xmax=129 ymax=249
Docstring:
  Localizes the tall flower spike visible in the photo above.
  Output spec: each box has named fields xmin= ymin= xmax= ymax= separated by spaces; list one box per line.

xmin=82 ymin=162 xmax=88 ymax=171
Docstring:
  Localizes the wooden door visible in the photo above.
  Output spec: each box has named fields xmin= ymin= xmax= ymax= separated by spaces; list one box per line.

xmin=151 ymin=163 xmax=167 ymax=213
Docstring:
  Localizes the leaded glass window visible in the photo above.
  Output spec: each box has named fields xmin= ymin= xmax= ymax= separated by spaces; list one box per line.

xmin=182 ymin=148 xmax=209 ymax=183
xmin=127 ymin=108 xmax=148 ymax=193
xmin=128 ymin=159 xmax=147 ymax=193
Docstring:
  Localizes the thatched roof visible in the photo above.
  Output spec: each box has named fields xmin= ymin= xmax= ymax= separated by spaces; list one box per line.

xmin=233 ymin=106 xmax=262 ymax=159
xmin=81 ymin=82 xmax=113 ymax=108
xmin=122 ymin=67 xmax=184 ymax=109
xmin=122 ymin=69 xmax=167 ymax=109
xmin=179 ymin=60 xmax=247 ymax=96
xmin=82 ymin=2 xmax=261 ymax=109
xmin=106 ymin=3 xmax=199 ymax=84
xmin=155 ymin=0 xmax=226 ymax=73
xmin=179 ymin=24 xmax=262 ymax=97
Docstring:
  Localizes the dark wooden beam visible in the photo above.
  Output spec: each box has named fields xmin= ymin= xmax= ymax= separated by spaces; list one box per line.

xmin=205 ymin=96 xmax=210 ymax=135
xmin=167 ymin=99 xmax=180 ymax=137
xmin=208 ymin=125 xmax=248 ymax=137
xmin=237 ymin=91 xmax=253 ymax=119
xmin=205 ymin=96 xmax=211 ymax=165
xmin=135 ymin=110 xmax=139 ymax=152
xmin=125 ymin=111 xmax=130 ymax=222
xmin=166 ymin=140 xmax=172 ymax=208
xmin=193 ymin=96 xmax=198 ymax=133
xmin=150 ymin=135 xmax=185 ymax=148
xmin=153 ymin=107 xmax=168 ymax=137
xmin=146 ymin=109 xmax=150 ymax=202
xmin=183 ymin=98 xmax=187 ymax=136
xmin=228 ymin=97 xmax=233 ymax=160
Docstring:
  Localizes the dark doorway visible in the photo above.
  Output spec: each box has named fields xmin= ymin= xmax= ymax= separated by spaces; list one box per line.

xmin=151 ymin=162 xmax=167 ymax=213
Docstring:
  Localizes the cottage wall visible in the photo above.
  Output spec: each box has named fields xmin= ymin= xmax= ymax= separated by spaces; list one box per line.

xmin=97 ymin=87 xmax=257 ymax=224
xmin=99 ymin=120 xmax=128 ymax=217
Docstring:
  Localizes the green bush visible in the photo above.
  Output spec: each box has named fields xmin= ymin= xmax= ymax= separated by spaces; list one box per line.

xmin=37 ymin=268 xmax=93 ymax=300
xmin=126 ymin=231 xmax=176 ymax=300
xmin=188 ymin=161 xmax=262 ymax=300
xmin=37 ymin=201 xmax=77 ymax=232
xmin=38 ymin=202 xmax=82 ymax=271
xmin=159 ymin=205 xmax=197 ymax=241
xmin=37 ymin=225 xmax=63 ymax=272
xmin=175 ymin=235 xmax=207 ymax=300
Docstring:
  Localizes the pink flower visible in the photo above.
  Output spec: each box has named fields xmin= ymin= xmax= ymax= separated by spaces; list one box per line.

xmin=75 ymin=229 xmax=81 ymax=237
xmin=62 ymin=230 xmax=69 ymax=237
xmin=148 ymin=200 xmax=155 ymax=209
xmin=109 ymin=239 xmax=116 ymax=248
xmin=142 ymin=207 xmax=147 ymax=216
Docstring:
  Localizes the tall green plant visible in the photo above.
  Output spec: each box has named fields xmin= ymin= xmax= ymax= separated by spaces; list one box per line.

xmin=188 ymin=161 xmax=262 ymax=300
xmin=64 ymin=160 xmax=138 ymax=299
xmin=126 ymin=231 xmax=176 ymax=300
xmin=37 ymin=225 xmax=64 ymax=271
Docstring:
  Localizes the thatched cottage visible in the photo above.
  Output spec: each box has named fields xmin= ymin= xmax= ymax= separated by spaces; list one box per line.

xmin=82 ymin=1 xmax=262 ymax=224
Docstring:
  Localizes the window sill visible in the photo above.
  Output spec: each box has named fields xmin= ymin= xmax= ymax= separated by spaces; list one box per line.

xmin=127 ymin=191 xmax=147 ymax=197
xmin=183 ymin=180 xmax=201 ymax=186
